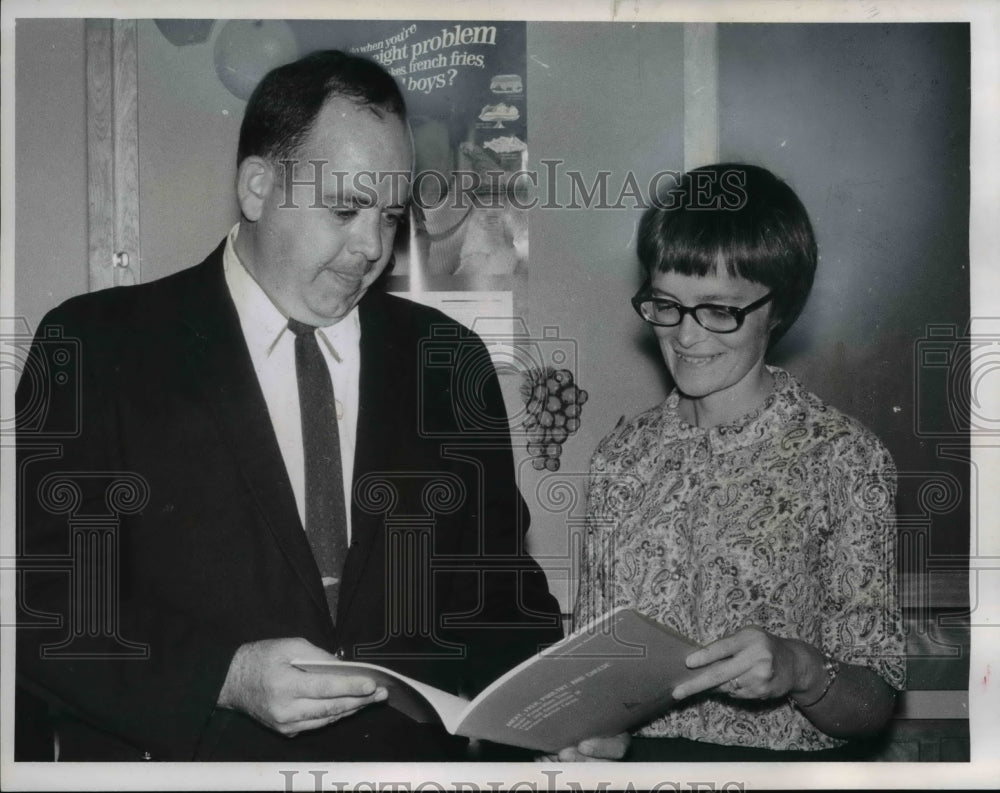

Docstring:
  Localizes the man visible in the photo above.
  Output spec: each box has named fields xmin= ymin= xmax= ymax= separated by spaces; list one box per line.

xmin=16 ymin=50 xmax=568 ymax=762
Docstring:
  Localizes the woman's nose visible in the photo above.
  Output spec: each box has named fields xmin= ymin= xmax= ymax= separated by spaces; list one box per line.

xmin=675 ymin=311 xmax=707 ymax=347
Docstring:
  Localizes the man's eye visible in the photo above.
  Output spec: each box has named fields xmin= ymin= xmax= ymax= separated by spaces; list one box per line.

xmin=332 ymin=209 xmax=358 ymax=221
xmin=383 ymin=213 xmax=404 ymax=227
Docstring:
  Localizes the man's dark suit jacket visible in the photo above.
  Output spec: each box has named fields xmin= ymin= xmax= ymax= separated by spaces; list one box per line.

xmin=15 ymin=242 xmax=563 ymax=761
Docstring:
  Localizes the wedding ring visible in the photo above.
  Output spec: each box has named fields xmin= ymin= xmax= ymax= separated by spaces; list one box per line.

xmin=730 ymin=677 xmax=741 ymax=691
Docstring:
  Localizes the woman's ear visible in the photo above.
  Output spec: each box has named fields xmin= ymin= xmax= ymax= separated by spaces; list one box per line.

xmin=236 ymin=156 xmax=273 ymax=222
xmin=766 ymin=305 xmax=783 ymax=333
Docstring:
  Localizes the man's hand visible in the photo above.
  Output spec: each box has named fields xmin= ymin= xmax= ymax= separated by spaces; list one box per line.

xmin=536 ymin=733 xmax=630 ymax=762
xmin=217 ymin=638 xmax=387 ymax=736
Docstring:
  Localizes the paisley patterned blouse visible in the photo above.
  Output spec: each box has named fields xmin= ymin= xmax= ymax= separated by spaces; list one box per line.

xmin=574 ymin=367 xmax=906 ymax=751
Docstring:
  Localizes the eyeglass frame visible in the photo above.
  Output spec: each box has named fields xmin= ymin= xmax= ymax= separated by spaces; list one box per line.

xmin=630 ymin=287 xmax=775 ymax=333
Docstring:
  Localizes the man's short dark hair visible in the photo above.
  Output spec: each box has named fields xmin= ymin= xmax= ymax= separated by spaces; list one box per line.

xmin=237 ymin=49 xmax=407 ymax=166
xmin=638 ymin=162 xmax=817 ymax=342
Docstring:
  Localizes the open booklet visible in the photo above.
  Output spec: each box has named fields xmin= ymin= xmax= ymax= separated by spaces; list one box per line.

xmin=293 ymin=607 xmax=700 ymax=753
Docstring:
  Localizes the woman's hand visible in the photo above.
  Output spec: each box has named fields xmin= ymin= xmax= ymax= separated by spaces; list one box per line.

xmin=671 ymin=627 xmax=898 ymax=739
xmin=535 ymin=733 xmax=630 ymax=762
xmin=671 ymin=627 xmax=821 ymax=702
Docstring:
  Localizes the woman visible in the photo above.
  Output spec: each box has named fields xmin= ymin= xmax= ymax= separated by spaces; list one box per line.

xmin=573 ymin=163 xmax=906 ymax=761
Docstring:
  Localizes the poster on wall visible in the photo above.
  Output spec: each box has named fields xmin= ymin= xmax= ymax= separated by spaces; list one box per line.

xmin=293 ymin=20 xmax=528 ymax=332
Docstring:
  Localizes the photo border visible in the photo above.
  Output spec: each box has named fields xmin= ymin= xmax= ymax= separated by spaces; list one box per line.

xmin=1 ymin=0 xmax=997 ymax=789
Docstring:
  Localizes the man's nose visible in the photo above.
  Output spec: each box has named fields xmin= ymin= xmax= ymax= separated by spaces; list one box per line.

xmin=349 ymin=209 xmax=383 ymax=262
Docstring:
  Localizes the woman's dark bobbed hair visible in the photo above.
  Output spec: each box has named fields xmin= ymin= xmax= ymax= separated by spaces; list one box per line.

xmin=637 ymin=163 xmax=817 ymax=343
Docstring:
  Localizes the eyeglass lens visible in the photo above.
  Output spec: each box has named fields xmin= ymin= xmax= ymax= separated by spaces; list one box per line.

xmin=640 ymin=301 xmax=740 ymax=332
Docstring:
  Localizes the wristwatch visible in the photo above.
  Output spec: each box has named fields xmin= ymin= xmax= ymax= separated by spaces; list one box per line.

xmin=790 ymin=655 xmax=840 ymax=709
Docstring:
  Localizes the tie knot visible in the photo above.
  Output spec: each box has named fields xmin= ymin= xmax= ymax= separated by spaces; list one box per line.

xmin=287 ymin=318 xmax=317 ymax=338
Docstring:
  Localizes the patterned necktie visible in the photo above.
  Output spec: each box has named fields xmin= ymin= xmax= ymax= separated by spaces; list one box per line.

xmin=287 ymin=318 xmax=349 ymax=624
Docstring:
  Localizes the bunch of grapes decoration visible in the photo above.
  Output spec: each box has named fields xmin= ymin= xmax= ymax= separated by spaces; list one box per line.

xmin=520 ymin=367 xmax=588 ymax=471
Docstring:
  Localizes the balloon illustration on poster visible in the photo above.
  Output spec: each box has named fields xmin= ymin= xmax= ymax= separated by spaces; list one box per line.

xmin=213 ymin=20 xmax=299 ymax=100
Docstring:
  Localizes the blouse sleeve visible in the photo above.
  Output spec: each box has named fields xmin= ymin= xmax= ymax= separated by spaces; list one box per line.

xmin=572 ymin=447 xmax=614 ymax=631
xmin=820 ymin=429 xmax=907 ymax=690
xmin=574 ymin=412 xmax=648 ymax=630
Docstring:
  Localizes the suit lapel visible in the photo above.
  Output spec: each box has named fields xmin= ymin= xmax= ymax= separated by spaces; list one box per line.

xmin=175 ymin=246 xmax=332 ymax=625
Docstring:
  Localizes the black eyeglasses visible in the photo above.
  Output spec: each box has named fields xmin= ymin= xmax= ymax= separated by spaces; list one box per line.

xmin=631 ymin=289 xmax=774 ymax=333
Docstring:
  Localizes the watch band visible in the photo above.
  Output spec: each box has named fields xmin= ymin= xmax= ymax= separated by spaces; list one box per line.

xmin=790 ymin=655 xmax=841 ymax=709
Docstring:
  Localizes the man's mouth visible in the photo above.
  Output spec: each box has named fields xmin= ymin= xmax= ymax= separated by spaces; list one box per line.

xmin=326 ymin=264 xmax=371 ymax=282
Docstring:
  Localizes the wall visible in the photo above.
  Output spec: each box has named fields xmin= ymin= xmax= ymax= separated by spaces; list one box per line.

xmin=515 ymin=23 xmax=686 ymax=607
xmin=14 ymin=18 xmax=89 ymax=327
xmin=716 ymin=24 xmax=971 ymax=757
xmin=718 ymin=25 xmax=970 ymax=557
xmin=136 ymin=21 xmax=243 ymax=281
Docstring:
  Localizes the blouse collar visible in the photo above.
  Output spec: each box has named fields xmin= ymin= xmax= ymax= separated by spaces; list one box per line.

xmin=662 ymin=366 xmax=800 ymax=455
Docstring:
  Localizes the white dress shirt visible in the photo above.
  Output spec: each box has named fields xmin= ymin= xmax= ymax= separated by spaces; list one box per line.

xmin=223 ymin=224 xmax=360 ymax=540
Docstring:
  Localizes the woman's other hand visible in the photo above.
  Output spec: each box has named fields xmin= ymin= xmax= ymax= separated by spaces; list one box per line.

xmin=671 ymin=626 xmax=824 ymax=702
xmin=671 ymin=626 xmax=898 ymax=738
xmin=535 ymin=732 xmax=630 ymax=762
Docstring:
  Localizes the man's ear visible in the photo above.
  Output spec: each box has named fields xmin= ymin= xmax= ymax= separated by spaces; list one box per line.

xmin=236 ymin=156 xmax=274 ymax=222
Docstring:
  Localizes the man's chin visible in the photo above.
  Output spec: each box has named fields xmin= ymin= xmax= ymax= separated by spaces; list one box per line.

xmin=307 ymin=294 xmax=365 ymax=326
